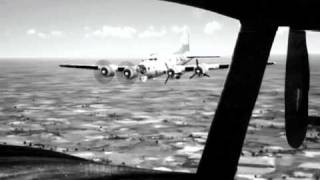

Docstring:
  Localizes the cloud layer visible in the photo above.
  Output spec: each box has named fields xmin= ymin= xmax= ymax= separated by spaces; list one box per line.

xmin=138 ymin=26 xmax=166 ymax=38
xmin=26 ymin=29 xmax=64 ymax=39
xmin=171 ymin=25 xmax=189 ymax=34
xmin=84 ymin=25 xmax=190 ymax=39
xmin=204 ymin=21 xmax=222 ymax=35
xmin=85 ymin=26 xmax=137 ymax=39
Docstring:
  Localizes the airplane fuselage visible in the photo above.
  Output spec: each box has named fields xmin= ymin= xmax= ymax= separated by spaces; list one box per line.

xmin=138 ymin=54 xmax=191 ymax=79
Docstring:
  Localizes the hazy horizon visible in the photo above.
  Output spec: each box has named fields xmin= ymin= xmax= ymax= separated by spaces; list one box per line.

xmin=1 ymin=54 xmax=320 ymax=61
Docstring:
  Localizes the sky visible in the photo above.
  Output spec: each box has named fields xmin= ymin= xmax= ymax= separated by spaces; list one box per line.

xmin=0 ymin=0 xmax=319 ymax=58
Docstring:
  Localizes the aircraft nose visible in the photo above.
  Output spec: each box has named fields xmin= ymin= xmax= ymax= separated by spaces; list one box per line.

xmin=138 ymin=65 xmax=147 ymax=74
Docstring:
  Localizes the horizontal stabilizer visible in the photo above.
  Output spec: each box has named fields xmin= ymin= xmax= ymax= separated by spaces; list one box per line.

xmin=187 ymin=56 xmax=220 ymax=59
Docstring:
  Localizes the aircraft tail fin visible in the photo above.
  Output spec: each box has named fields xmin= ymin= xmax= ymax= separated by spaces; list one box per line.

xmin=174 ymin=30 xmax=190 ymax=55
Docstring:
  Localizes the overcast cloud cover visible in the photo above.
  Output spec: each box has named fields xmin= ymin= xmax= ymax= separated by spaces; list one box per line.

xmin=0 ymin=0 xmax=319 ymax=58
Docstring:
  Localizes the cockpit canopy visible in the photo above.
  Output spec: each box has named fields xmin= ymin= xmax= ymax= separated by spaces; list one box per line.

xmin=147 ymin=53 xmax=158 ymax=61
xmin=141 ymin=54 xmax=158 ymax=62
xmin=148 ymin=57 xmax=158 ymax=61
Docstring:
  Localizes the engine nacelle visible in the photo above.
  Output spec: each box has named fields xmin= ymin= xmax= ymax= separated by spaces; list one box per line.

xmin=167 ymin=69 xmax=175 ymax=78
xmin=123 ymin=67 xmax=138 ymax=80
xmin=175 ymin=74 xmax=181 ymax=79
xmin=194 ymin=64 xmax=209 ymax=75
xmin=99 ymin=66 xmax=115 ymax=77
xmin=169 ymin=65 xmax=184 ymax=77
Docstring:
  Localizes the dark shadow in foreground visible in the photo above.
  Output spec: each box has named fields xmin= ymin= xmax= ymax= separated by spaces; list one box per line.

xmin=0 ymin=144 xmax=196 ymax=180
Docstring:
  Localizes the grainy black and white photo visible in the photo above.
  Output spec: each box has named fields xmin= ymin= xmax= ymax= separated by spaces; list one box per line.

xmin=1 ymin=0 xmax=320 ymax=179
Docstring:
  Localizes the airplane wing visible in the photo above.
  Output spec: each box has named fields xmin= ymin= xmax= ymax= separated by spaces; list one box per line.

xmin=179 ymin=56 xmax=220 ymax=65
xmin=0 ymin=144 xmax=195 ymax=179
xmin=176 ymin=61 xmax=275 ymax=80
xmin=59 ymin=64 xmax=126 ymax=72
xmin=182 ymin=61 xmax=274 ymax=72
xmin=183 ymin=63 xmax=229 ymax=72
xmin=59 ymin=64 xmax=99 ymax=70
xmin=163 ymin=62 xmax=230 ymax=84
xmin=59 ymin=62 xmax=138 ymax=83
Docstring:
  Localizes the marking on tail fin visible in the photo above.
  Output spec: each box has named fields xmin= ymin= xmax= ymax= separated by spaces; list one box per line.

xmin=174 ymin=43 xmax=190 ymax=54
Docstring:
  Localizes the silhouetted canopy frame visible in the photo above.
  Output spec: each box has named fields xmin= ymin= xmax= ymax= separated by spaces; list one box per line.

xmin=1 ymin=1 xmax=320 ymax=180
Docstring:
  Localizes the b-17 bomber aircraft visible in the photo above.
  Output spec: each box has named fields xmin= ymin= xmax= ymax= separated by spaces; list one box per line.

xmin=60 ymin=34 xmax=224 ymax=85
xmin=59 ymin=34 xmax=275 ymax=85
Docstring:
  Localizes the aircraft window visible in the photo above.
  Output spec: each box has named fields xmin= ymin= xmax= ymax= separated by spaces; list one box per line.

xmin=2 ymin=0 xmax=319 ymax=179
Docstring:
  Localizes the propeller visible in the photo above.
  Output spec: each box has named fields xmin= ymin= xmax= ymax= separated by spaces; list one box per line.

xmin=93 ymin=60 xmax=115 ymax=85
xmin=116 ymin=61 xmax=138 ymax=86
xmin=285 ymin=28 xmax=310 ymax=148
xmin=189 ymin=59 xmax=210 ymax=79
xmin=164 ymin=63 xmax=175 ymax=84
